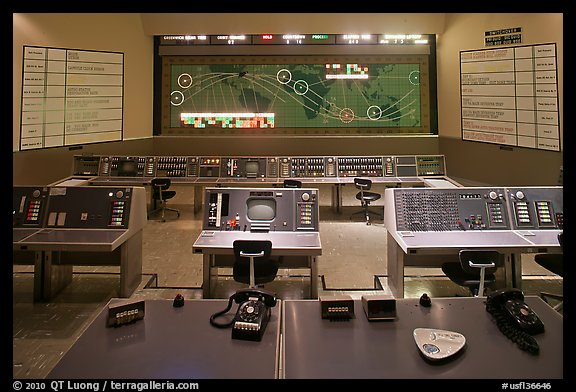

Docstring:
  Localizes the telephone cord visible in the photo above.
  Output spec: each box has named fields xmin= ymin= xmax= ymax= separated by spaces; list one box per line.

xmin=209 ymin=296 xmax=236 ymax=328
xmin=486 ymin=302 xmax=540 ymax=355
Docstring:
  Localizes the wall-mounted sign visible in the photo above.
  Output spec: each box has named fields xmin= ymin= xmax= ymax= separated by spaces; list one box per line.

xmin=485 ymin=27 xmax=522 ymax=46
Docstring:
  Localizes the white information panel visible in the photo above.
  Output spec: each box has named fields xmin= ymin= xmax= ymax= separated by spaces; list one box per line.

xmin=20 ymin=46 xmax=124 ymax=150
xmin=460 ymin=43 xmax=560 ymax=151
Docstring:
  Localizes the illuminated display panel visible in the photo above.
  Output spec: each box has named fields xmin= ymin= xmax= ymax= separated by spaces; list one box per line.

xmin=158 ymin=34 xmax=436 ymax=136
xmin=165 ymin=57 xmax=429 ymax=134
xmin=335 ymin=34 xmax=378 ymax=45
xmin=210 ymin=35 xmax=252 ymax=45
xmin=180 ymin=113 xmax=275 ymax=128
xmin=252 ymin=34 xmax=336 ymax=45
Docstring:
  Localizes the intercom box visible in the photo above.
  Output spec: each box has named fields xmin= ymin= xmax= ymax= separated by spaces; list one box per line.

xmin=106 ymin=300 xmax=145 ymax=328
xmin=361 ymin=295 xmax=397 ymax=321
xmin=320 ymin=294 xmax=354 ymax=319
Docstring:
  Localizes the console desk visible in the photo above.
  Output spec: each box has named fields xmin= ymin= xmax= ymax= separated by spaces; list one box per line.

xmin=47 ymin=298 xmax=281 ymax=379
xmin=281 ymin=296 xmax=563 ymax=379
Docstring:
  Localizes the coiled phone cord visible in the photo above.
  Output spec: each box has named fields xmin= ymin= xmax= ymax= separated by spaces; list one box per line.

xmin=486 ymin=301 xmax=540 ymax=355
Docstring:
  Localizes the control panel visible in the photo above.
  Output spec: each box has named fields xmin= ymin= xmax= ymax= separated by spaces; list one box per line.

xmin=337 ymin=156 xmax=383 ymax=177
xmin=203 ymin=187 xmax=319 ymax=232
xmin=72 ymin=154 xmax=447 ymax=180
xmin=73 ymin=156 xmax=101 ymax=176
xmin=13 ymin=186 xmax=137 ymax=229
xmin=199 ymin=157 xmax=221 ymax=177
xmin=156 ymin=156 xmax=187 ymax=177
xmin=13 ymin=186 xmax=50 ymax=227
xmin=44 ymin=187 xmax=134 ymax=229
xmin=506 ymin=187 xmax=563 ymax=230
xmin=220 ymin=157 xmax=268 ymax=178
xmin=392 ymin=187 xmax=562 ymax=232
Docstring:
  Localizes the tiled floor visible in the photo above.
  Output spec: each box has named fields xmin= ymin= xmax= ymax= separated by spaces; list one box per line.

xmin=12 ymin=184 xmax=563 ymax=379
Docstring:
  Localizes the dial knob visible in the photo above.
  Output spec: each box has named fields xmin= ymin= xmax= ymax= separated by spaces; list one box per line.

xmin=515 ymin=190 xmax=525 ymax=200
xmin=32 ymin=189 xmax=41 ymax=198
xmin=489 ymin=191 xmax=498 ymax=200
xmin=115 ymin=190 xmax=124 ymax=198
xmin=302 ymin=192 xmax=310 ymax=201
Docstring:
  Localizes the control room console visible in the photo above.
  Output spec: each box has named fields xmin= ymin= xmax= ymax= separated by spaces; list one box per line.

xmin=13 ymin=185 xmax=147 ymax=300
xmin=384 ymin=186 xmax=563 ymax=298
xmin=193 ymin=187 xmax=322 ymax=298
xmin=72 ymin=154 xmax=448 ymax=180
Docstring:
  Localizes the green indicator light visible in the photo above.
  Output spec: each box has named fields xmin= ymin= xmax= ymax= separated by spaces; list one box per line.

xmin=312 ymin=34 xmax=329 ymax=40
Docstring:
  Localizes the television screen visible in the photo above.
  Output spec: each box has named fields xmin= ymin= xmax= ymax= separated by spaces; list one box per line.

xmin=246 ymin=198 xmax=276 ymax=221
xmin=245 ymin=161 xmax=259 ymax=177
xmin=117 ymin=159 xmax=138 ymax=176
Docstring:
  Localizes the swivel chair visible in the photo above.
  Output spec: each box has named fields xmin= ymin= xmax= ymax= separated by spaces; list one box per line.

xmin=441 ymin=250 xmax=504 ymax=297
xmin=233 ymin=240 xmax=279 ymax=288
xmin=534 ymin=232 xmax=563 ymax=311
xmin=351 ymin=177 xmax=382 ymax=225
xmin=283 ymin=179 xmax=302 ymax=188
xmin=148 ymin=178 xmax=180 ymax=222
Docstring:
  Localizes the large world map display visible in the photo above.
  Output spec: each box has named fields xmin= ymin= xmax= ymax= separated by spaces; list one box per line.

xmin=169 ymin=63 xmax=421 ymax=129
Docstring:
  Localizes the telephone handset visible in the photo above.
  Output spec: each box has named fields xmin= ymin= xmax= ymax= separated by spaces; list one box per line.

xmin=209 ymin=288 xmax=277 ymax=341
xmin=485 ymin=288 xmax=544 ymax=355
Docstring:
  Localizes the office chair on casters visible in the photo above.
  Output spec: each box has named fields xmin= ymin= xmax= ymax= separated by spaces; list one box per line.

xmin=233 ymin=240 xmax=279 ymax=289
xmin=283 ymin=179 xmax=302 ymax=188
xmin=534 ymin=232 xmax=563 ymax=311
xmin=351 ymin=177 xmax=382 ymax=225
xmin=148 ymin=178 xmax=180 ymax=222
xmin=442 ymin=250 xmax=504 ymax=297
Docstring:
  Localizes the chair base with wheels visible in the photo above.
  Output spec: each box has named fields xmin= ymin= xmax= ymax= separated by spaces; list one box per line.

xmin=148 ymin=200 xmax=180 ymax=222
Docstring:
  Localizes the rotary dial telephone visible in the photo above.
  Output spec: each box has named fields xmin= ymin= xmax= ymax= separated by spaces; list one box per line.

xmin=209 ymin=288 xmax=277 ymax=341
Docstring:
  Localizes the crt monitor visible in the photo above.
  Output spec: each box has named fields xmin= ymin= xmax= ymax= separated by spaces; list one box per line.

xmin=247 ymin=198 xmax=276 ymax=221
xmin=245 ymin=160 xmax=260 ymax=178
xmin=117 ymin=159 xmax=138 ymax=176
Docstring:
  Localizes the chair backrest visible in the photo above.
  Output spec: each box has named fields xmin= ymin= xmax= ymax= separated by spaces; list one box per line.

xmin=354 ymin=177 xmax=372 ymax=191
xmin=151 ymin=177 xmax=171 ymax=191
xmin=458 ymin=250 xmax=502 ymax=275
xmin=233 ymin=240 xmax=276 ymax=287
xmin=283 ymin=179 xmax=302 ymax=188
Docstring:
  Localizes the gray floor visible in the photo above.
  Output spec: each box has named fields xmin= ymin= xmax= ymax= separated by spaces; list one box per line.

xmin=12 ymin=183 xmax=563 ymax=379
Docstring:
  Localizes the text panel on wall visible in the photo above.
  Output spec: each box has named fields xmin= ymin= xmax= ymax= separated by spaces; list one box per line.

xmin=460 ymin=43 xmax=560 ymax=152
xmin=20 ymin=46 xmax=124 ymax=151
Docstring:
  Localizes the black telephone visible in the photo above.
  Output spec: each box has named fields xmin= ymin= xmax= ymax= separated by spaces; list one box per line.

xmin=209 ymin=288 xmax=277 ymax=342
xmin=485 ymin=288 xmax=544 ymax=355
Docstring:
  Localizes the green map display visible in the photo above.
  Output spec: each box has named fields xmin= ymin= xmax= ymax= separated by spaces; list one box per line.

xmin=169 ymin=63 xmax=422 ymax=129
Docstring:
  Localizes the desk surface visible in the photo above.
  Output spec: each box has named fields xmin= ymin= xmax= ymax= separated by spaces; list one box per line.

xmin=13 ymin=228 xmax=129 ymax=252
xmin=282 ymin=297 xmax=563 ymax=379
xmin=193 ymin=230 xmax=322 ymax=256
xmin=87 ymin=175 xmax=455 ymax=186
xmin=47 ymin=299 xmax=281 ymax=379
xmin=391 ymin=230 xmax=562 ymax=254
